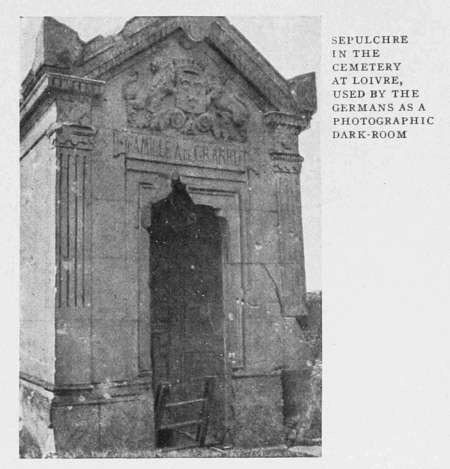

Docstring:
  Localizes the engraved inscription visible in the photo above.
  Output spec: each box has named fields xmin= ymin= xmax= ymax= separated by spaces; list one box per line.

xmin=114 ymin=130 xmax=248 ymax=170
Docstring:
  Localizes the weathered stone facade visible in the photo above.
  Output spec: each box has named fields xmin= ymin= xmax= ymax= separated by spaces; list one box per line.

xmin=20 ymin=16 xmax=317 ymax=457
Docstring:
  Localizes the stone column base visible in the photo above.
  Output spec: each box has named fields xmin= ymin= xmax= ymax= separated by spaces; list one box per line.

xmin=20 ymin=379 xmax=55 ymax=457
xmin=20 ymin=377 xmax=155 ymax=457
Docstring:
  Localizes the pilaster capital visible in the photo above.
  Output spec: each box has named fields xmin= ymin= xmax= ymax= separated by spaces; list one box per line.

xmin=46 ymin=123 xmax=97 ymax=151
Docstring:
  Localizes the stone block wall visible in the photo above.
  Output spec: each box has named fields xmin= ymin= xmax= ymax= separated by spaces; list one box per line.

xmin=283 ymin=291 xmax=322 ymax=445
xmin=20 ymin=133 xmax=57 ymax=385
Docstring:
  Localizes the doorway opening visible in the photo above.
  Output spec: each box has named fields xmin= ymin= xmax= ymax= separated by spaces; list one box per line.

xmin=149 ymin=177 xmax=226 ymax=448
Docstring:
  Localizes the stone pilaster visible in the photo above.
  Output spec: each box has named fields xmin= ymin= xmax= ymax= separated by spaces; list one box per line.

xmin=46 ymin=88 xmax=154 ymax=456
xmin=41 ymin=74 xmax=103 ymax=388
xmin=264 ymin=112 xmax=308 ymax=318
xmin=49 ymin=125 xmax=95 ymax=310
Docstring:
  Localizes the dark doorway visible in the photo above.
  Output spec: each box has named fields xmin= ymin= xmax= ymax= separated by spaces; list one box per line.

xmin=149 ymin=179 xmax=226 ymax=447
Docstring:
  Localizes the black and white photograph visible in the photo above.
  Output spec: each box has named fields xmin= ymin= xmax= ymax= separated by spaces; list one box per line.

xmin=2 ymin=0 xmax=449 ymax=467
xmin=19 ymin=15 xmax=321 ymax=458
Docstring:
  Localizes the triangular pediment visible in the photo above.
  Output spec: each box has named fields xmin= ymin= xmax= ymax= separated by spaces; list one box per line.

xmin=117 ymin=48 xmax=260 ymax=143
xmin=23 ymin=16 xmax=310 ymax=115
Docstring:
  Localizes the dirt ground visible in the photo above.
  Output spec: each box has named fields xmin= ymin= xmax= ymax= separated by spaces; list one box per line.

xmin=32 ymin=444 xmax=321 ymax=458
xmin=155 ymin=444 xmax=321 ymax=458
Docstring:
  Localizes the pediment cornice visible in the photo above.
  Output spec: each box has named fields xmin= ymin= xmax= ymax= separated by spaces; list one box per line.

xmin=21 ymin=17 xmax=316 ymax=118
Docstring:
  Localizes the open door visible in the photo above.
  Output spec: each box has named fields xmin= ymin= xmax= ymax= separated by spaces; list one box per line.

xmin=149 ymin=178 xmax=226 ymax=447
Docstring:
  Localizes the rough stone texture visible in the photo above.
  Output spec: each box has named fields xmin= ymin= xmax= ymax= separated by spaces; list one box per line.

xmin=231 ymin=375 xmax=285 ymax=448
xmin=20 ymin=135 xmax=57 ymax=385
xmin=20 ymin=16 xmax=317 ymax=457
xmin=283 ymin=291 xmax=322 ymax=445
xmin=19 ymin=426 xmax=42 ymax=458
xmin=51 ymin=391 xmax=154 ymax=457
xmin=302 ymin=292 xmax=322 ymax=442
xmin=20 ymin=381 xmax=55 ymax=457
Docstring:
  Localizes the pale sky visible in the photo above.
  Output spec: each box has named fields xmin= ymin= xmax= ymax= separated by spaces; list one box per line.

xmin=20 ymin=16 xmax=321 ymax=291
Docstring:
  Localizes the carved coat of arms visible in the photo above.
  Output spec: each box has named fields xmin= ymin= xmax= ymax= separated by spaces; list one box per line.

xmin=122 ymin=58 xmax=250 ymax=143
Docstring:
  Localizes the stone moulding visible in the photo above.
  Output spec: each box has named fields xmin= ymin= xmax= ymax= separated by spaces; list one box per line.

xmin=78 ymin=15 xmax=297 ymax=115
xmin=20 ymin=72 xmax=105 ymax=132
xmin=81 ymin=18 xmax=183 ymax=78
xmin=263 ymin=111 xmax=308 ymax=131
xmin=205 ymin=20 xmax=298 ymax=113
xmin=20 ymin=372 xmax=59 ymax=393
xmin=231 ymin=369 xmax=282 ymax=379
xmin=271 ymin=154 xmax=303 ymax=175
xmin=264 ymin=111 xmax=306 ymax=174
xmin=21 ymin=17 xmax=317 ymax=120
xmin=46 ymin=123 xmax=97 ymax=151
xmin=20 ymin=371 xmax=152 ymax=406
xmin=47 ymin=73 xmax=104 ymax=96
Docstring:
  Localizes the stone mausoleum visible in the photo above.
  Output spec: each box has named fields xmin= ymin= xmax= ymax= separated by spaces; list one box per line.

xmin=20 ymin=16 xmax=317 ymax=456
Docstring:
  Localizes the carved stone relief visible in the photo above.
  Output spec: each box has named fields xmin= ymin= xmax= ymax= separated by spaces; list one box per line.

xmin=57 ymin=95 xmax=92 ymax=126
xmin=271 ymin=160 xmax=302 ymax=175
xmin=270 ymin=124 xmax=299 ymax=155
xmin=122 ymin=58 xmax=250 ymax=143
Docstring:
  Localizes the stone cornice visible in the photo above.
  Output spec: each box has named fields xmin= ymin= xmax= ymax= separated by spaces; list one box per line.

xmin=79 ymin=17 xmax=299 ymax=113
xmin=80 ymin=17 xmax=182 ymax=79
xmin=21 ymin=17 xmax=316 ymax=116
xmin=78 ymin=16 xmax=298 ymax=114
xmin=20 ymin=72 xmax=105 ymax=129
xmin=206 ymin=19 xmax=299 ymax=113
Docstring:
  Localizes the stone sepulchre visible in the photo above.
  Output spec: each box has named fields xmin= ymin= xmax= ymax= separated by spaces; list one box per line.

xmin=20 ymin=16 xmax=317 ymax=456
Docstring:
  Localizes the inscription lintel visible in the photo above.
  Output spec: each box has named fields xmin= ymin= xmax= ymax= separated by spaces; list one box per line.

xmin=113 ymin=130 xmax=248 ymax=171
